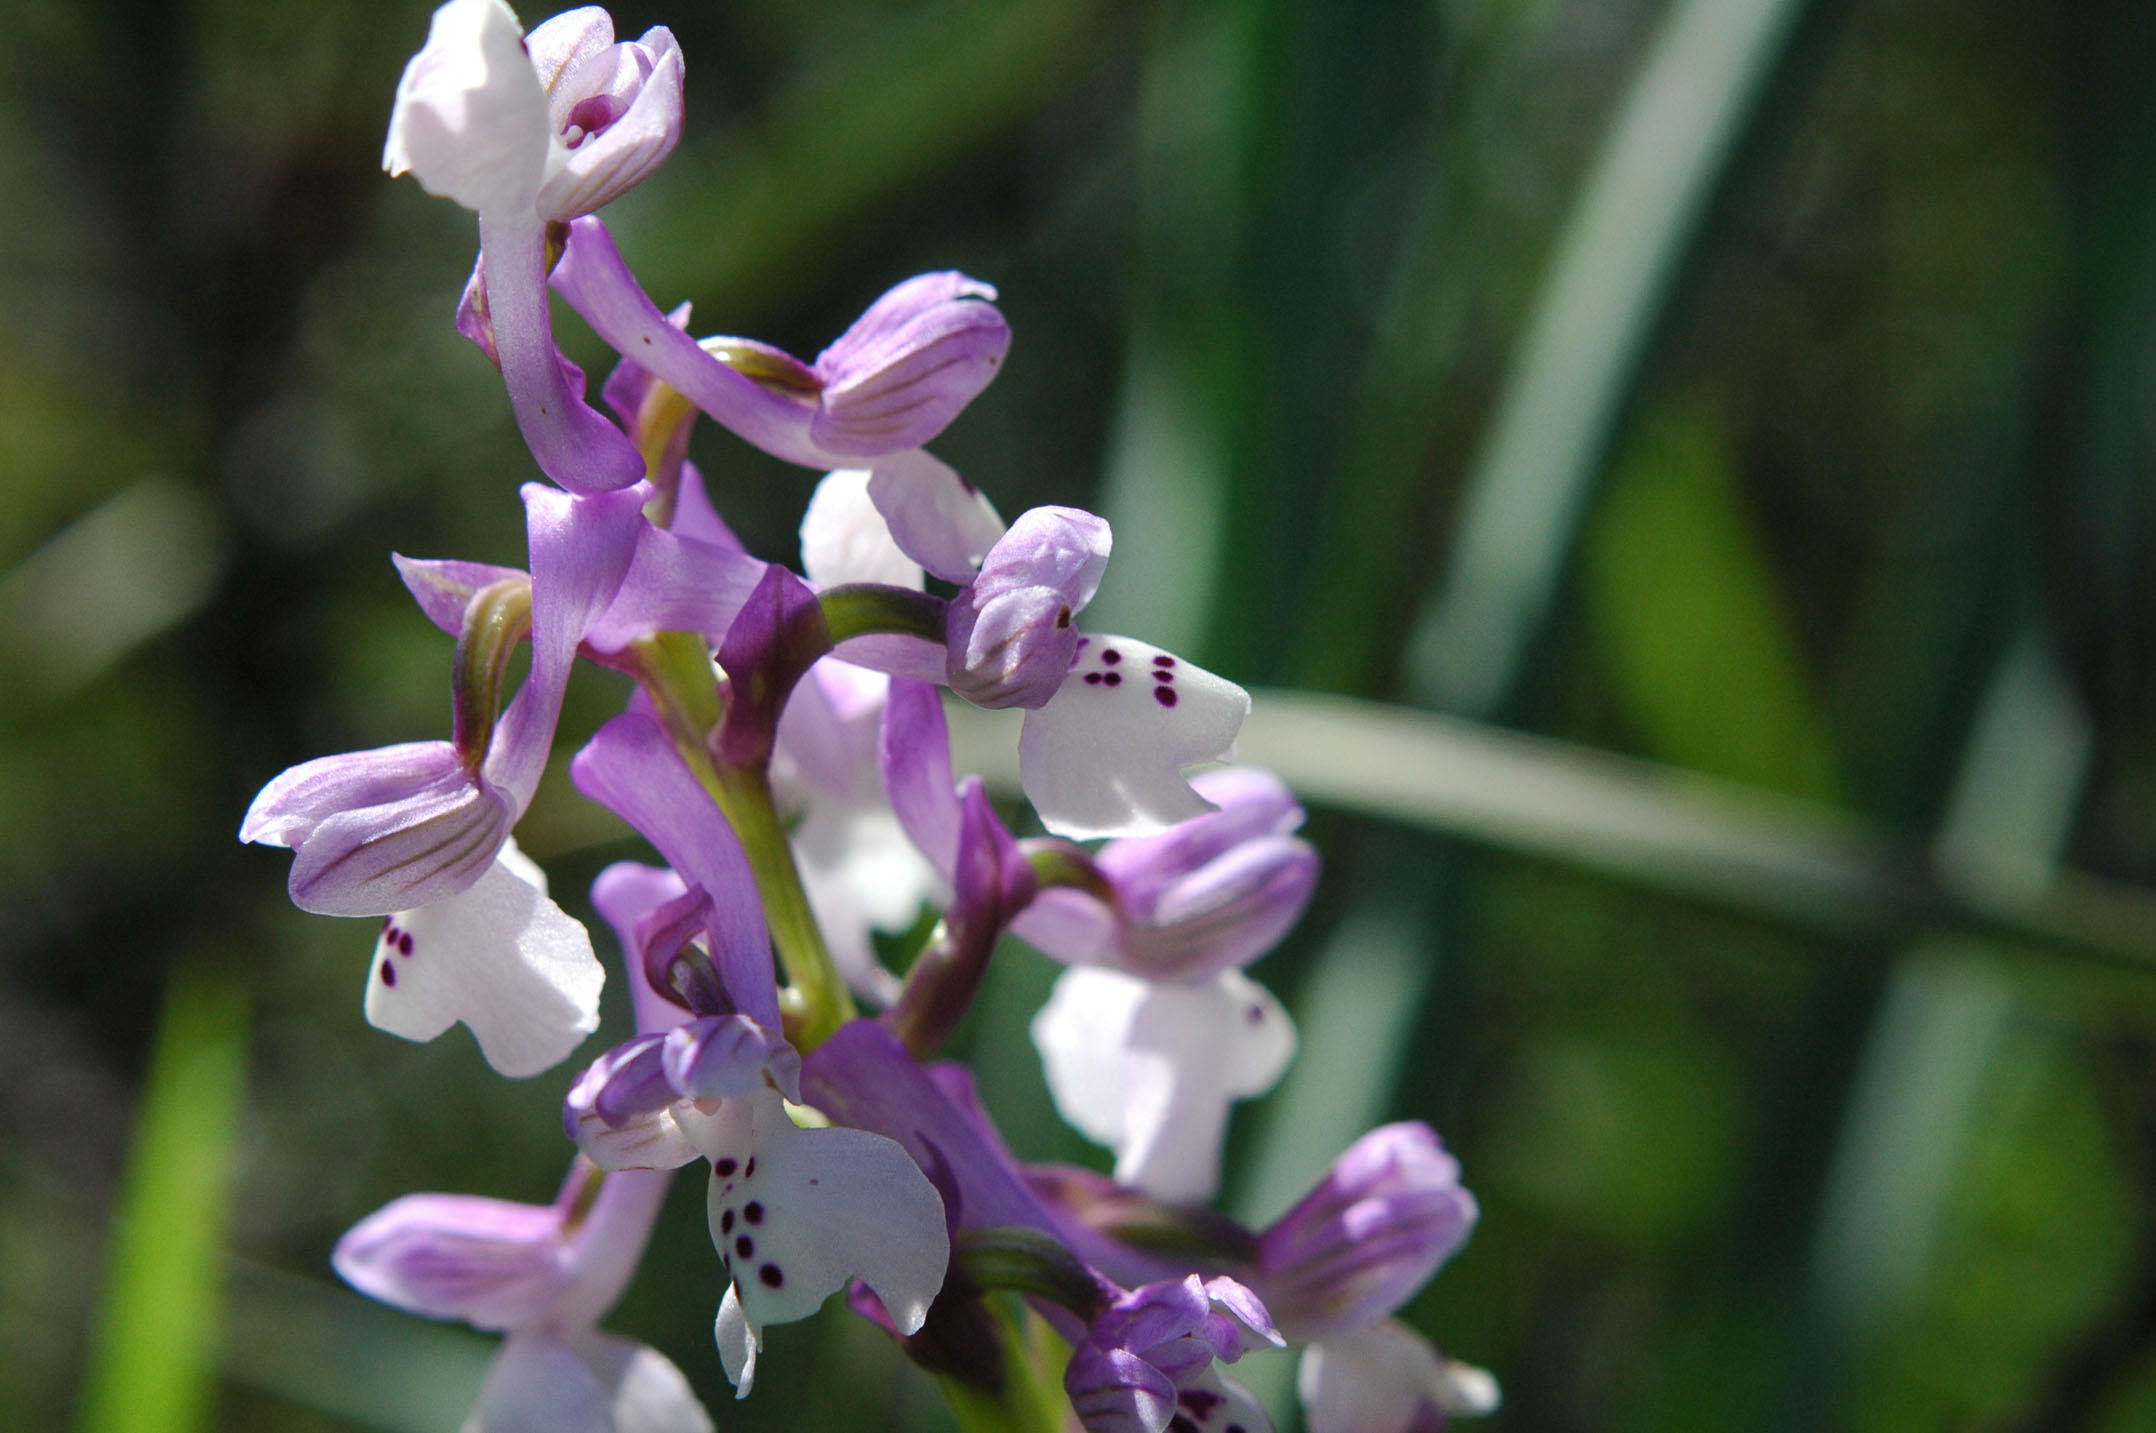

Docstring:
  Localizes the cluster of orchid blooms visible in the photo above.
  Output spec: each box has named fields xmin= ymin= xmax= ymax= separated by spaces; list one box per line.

xmin=239 ymin=3 xmax=1498 ymax=1430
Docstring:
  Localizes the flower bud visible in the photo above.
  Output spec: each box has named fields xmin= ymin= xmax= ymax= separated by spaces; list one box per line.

xmin=945 ymin=507 xmax=1110 ymax=709
xmin=810 ymin=273 xmax=1011 ymax=456
xmin=1256 ymin=1124 xmax=1477 ymax=1342
xmin=1091 ymin=766 xmax=1320 ymax=981
xmin=529 ymin=11 xmax=685 ymax=220
xmin=1065 ymin=1275 xmax=1281 ymax=1433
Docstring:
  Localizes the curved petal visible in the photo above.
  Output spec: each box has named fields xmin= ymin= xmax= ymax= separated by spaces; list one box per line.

xmin=475 ymin=209 xmax=646 ymax=493
xmin=571 ymin=713 xmax=781 ymax=1032
xmin=551 ymin=217 xmax=830 ymax=467
xmin=365 ymin=843 xmax=604 ymax=1078
xmin=1019 ymin=637 xmax=1249 ymax=841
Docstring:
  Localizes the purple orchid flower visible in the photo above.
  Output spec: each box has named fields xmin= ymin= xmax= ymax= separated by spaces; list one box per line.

xmin=387 ymin=0 xmax=681 ymax=493
xmin=242 ymin=483 xmax=643 ymax=918
xmin=335 ymin=1163 xmax=710 ymax=1433
xmin=1261 ymin=1127 xmax=1497 ymax=1433
xmin=561 ymin=847 xmax=948 ymax=1398
xmin=549 ymin=216 xmax=1010 ymax=575
xmin=1013 ymin=766 xmax=1321 ymax=983
xmin=242 ymin=485 xmax=643 ymax=1075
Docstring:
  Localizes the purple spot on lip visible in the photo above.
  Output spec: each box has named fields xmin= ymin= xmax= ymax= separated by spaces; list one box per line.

xmin=1102 ymin=649 xmax=1121 ymax=665
xmin=759 ymin=1264 xmax=784 ymax=1288
xmin=721 ymin=1209 xmax=735 ymax=1234
xmin=745 ymin=1202 xmax=764 ymax=1223
xmin=379 ymin=961 xmax=396 ymax=987
xmin=1153 ymin=654 xmax=1175 ymax=667
xmin=736 ymin=1235 xmax=754 ymax=1258
xmin=1104 ymin=672 xmax=1121 ymax=686
xmin=398 ymin=932 xmax=415 ymax=956
xmin=715 ymin=1158 xmax=737 ymax=1177
xmin=1154 ymin=687 xmax=1177 ymax=707
xmin=1084 ymin=672 xmax=1103 ymax=685
xmin=1152 ymin=670 xmax=1173 ymax=683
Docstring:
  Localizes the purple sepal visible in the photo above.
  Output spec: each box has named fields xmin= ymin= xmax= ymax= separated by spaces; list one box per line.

xmin=663 ymin=1014 xmax=802 ymax=1103
xmin=1066 ymin=1275 xmax=1282 ymax=1433
xmin=333 ymin=1190 xmax=574 ymax=1332
xmin=582 ymin=520 xmax=769 ymax=656
xmin=714 ymin=565 xmax=833 ymax=770
xmin=473 ymin=211 xmax=647 ymax=493
xmin=484 ymin=483 xmax=645 ymax=810
xmin=529 ymin=15 xmax=685 ymax=221
xmin=553 ymin=218 xmax=1010 ymax=471
xmin=335 ymin=1161 xmax=672 ymax=1341
xmin=1087 ymin=766 xmax=1319 ymax=981
xmin=571 ymin=713 xmax=782 ymax=1032
xmin=1256 ymin=1123 xmax=1477 ymax=1343
xmin=810 ymin=272 xmax=1010 ymax=458
xmin=566 ymin=1033 xmax=677 ymax=1134
xmin=242 ymin=741 xmax=511 ymax=917
xmin=395 ymin=555 xmax=528 ymax=636
xmin=945 ymin=507 xmax=1110 ymax=709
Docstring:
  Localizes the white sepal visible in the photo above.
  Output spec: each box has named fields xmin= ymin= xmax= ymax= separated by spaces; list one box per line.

xmin=364 ymin=841 xmax=604 ymax=1078
xmin=1031 ymin=966 xmax=1295 ymax=1202
xmin=384 ymin=0 xmax=551 ymax=214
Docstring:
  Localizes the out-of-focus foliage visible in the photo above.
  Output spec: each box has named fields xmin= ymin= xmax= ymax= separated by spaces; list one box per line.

xmin=8 ymin=0 xmax=2156 ymax=1430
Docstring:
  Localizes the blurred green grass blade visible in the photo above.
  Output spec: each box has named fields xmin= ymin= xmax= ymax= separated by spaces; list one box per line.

xmin=75 ymin=962 xmax=250 ymax=1433
xmin=945 ymin=691 xmax=2156 ymax=971
xmin=220 ymin=1260 xmax=494 ymax=1433
xmin=1802 ymin=630 xmax=2092 ymax=1417
xmin=1406 ymin=0 xmax=1814 ymax=716
xmin=627 ymin=0 xmax=1102 ymax=308
xmin=1585 ymin=401 xmax=1841 ymax=802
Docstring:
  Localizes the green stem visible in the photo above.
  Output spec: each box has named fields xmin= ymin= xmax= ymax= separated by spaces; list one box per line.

xmin=632 ymin=631 xmax=856 ymax=1046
